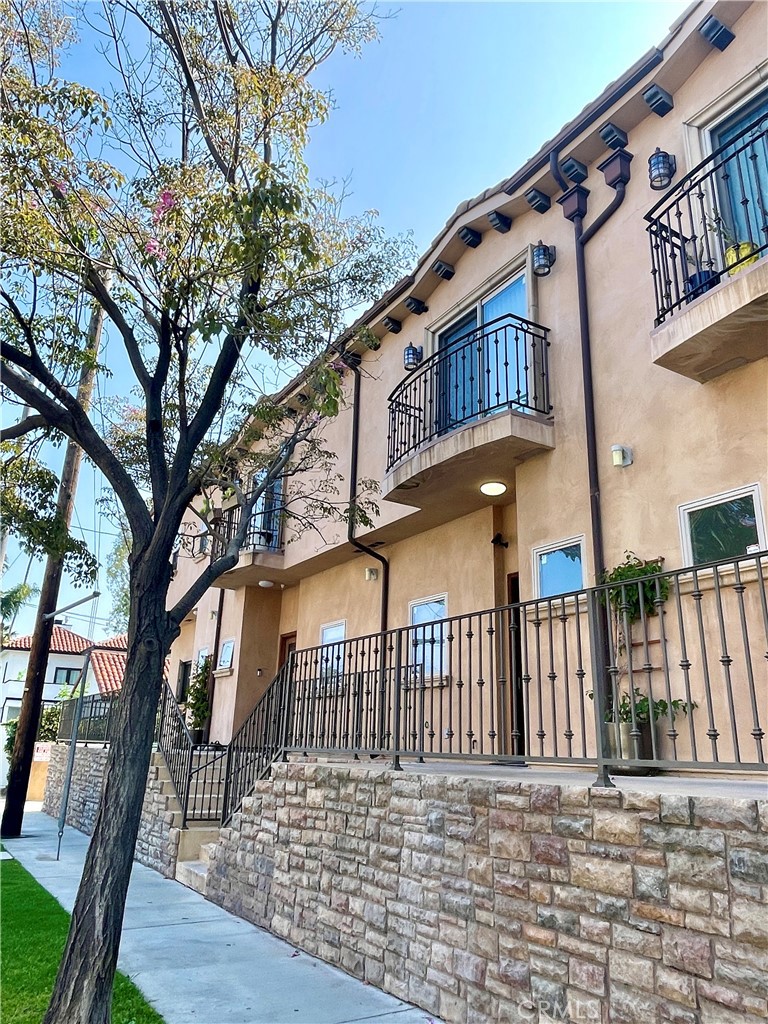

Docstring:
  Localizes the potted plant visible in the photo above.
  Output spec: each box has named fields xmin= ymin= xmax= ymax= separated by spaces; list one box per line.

xmin=588 ymin=686 xmax=697 ymax=766
xmin=684 ymin=236 xmax=718 ymax=302
xmin=602 ymin=551 xmax=669 ymax=628
xmin=186 ymin=655 xmax=212 ymax=744
xmin=708 ymin=214 xmax=759 ymax=277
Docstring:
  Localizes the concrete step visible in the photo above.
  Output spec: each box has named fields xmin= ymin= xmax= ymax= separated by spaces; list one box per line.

xmin=175 ymin=859 xmax=207 ymax=895
xmin=178 ymin=826 xmax=221 ymax=863
xmin=200 ymin=841 xmax=217 ymax=865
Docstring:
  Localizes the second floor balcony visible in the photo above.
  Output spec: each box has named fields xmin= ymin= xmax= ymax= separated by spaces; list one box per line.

xmin=208 ymin=483 xmax=285 ymax=586
xmin=646 ymin=108 xmax=768 ymax=382
xmin=384 ymin=313 xmax=554 ymax=514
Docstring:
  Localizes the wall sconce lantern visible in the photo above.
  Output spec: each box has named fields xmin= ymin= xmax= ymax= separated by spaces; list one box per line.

xmin=532 ymin=241 xmax=556 ymax=277
xmin=403 ymin=344 xmax=423 ymax=372
xmin=611 ymin=444 xmax=633 ymax=468
xmin=648 ymin=148 xmax=677 ymax=191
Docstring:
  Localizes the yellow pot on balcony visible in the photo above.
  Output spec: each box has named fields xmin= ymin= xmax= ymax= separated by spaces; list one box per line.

xmin=725 ymin=242 xmax=759 ymax=276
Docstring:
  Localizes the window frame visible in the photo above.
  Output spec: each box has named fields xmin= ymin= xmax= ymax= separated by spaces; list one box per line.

xmin=53 ymin=666 xmax=81 ymax=690
xmin=678 ymin=483 xmax=766 ymax=567
xmin=408 ymin=593 xmax=448 ymax=683
xmin=318 ymin=620 xmax=346 ymax=693
xmin=683 ymin=63 xmax=768 ymax=169
xmin=217 ymin=638 xmax=236 ymax=671
xmin=531 ymin=535 xmax=586 ymax=599
xmin=425 ymin=247 xmax=537 ymax=356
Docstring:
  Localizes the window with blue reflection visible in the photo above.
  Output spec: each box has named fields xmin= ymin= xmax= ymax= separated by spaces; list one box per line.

xmin=538 ymin=543 xmax=583 ymax=598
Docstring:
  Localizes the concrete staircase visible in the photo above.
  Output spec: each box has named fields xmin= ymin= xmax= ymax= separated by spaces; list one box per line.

xmin=150 ymin=752 xmax=221 ymax=895
xmin=175 ymin=840 xmax=217 ymax=895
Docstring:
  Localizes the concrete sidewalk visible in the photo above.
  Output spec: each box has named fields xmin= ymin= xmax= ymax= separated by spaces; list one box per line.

xmin=5 ymin=811 xmax=439 ymax=1024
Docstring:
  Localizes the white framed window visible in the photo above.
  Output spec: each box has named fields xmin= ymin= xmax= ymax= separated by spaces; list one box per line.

xmin=679 ymin=484 xmax=765 ymax=567
xmin=532 ymin=536 xmax=585 ymax=599
xmin=317 ymin=620 xmax=345 ymax=693
xmin=217 ymin=638 xmax=235 ymax=671
xmin=409 ymin=594 xmax=447 ymax=681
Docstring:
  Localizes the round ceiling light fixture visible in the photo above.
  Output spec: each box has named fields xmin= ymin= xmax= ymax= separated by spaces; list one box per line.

xmin=480 ymin=481 xmax=507 ymax=497
xmin=258 ymin=579 xmax=275 ymax=588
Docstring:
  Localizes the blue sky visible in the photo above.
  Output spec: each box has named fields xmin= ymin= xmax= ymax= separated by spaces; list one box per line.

xmin=4 ymin=1 xmax=688 ymax=640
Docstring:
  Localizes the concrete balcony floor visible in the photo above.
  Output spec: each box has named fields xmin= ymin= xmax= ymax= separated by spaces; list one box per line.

xmin=297 ymin=754 xmax=767 ymax=801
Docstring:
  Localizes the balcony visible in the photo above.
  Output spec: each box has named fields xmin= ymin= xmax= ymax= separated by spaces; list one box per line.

xmin=209 ymin=492 xmax=284 ymax=587
xmin=645 ymin=111 xmax=768 ymax=382
xmin=384 ymin=314 xmax=554 ymax=513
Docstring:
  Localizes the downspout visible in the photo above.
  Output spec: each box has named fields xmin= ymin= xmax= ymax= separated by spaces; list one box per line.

xmin=551 ymin=146 xmax=633 ymax=788
xmin=345 ymin=353 xmax=390 ymax=634
xmin=551 ymin=150 xmax=632 ymax=584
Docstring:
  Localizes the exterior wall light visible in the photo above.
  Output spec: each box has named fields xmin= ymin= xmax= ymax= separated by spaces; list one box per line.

xmin=403 ymin=344 xmax=423 ymax=372
xmin=648 ymin=148 xmax=677 ymax=191
xmin=611 ymin=444 xmax=633 ymax=468
xmin=532 ymin=242 xmax=556 ymax=277
xmin=480 ymin=481 xmax=507 ymax=496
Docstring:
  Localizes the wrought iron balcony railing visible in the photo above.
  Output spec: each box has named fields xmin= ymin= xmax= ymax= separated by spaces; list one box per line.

xmin=646 ymin=111 xmax=768 ymax=325
xmin=209 ymin=491 xmax=284 ymax=562
xmin=386 ymin=313 xmax=552 ymax=471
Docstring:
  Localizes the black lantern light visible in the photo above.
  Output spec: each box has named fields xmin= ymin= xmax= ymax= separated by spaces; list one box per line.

xmin=532 ymin=241 xmax=556 ymax=277
xmin=648 ymin=147 xmax=677 ymax=191
xmin=403 ymin=344 xmax=423 ymax=372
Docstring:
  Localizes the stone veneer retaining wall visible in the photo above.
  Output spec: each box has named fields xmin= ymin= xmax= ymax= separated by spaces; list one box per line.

xmin=43 ymin=743 xmax=180 ymax=877
xmin=206 ymin=763 xmax=768 ymax=1024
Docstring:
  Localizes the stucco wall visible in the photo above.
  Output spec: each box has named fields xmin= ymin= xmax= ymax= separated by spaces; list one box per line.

xmin=43 ymin=744 xmax=181 ymax=878
xmin=206 ymin=762 xmax=768 ymax=1024
xmin=166 ymin=2 xmax=768 ymax=754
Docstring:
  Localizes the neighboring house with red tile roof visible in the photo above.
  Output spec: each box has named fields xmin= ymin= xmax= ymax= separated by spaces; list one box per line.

xmin=86 ymin=647 xmax=126 ymax=697
xmin=3 ymin=624 xmax=93 ymax=656
xmin=1 ymin=623 xmax=95 ymax=790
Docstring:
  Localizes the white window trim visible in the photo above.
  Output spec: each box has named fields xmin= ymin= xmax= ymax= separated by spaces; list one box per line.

xmin=408 ymin=593 xmax=448 ymax=624
xmin=319 ymin=620 xmax=346 ymax=646
xmin=425 ymin=248 xmax=537 ymax=356
xmin=678 ymin=483 xmax=766 ymax=567
xmin=216 ymin=638 xmax=236 ymax=671
xmin=408 ymin=594 xmax=448 ymax=685
xmin=531 ymin=535 xmax=586 ymax=599
xmin=683 ymin=61 xmax=768 ymax=169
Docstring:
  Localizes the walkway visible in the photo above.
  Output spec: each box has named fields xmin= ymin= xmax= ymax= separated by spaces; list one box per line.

xmin=6 ymin=811 xmax=440 ymax=1024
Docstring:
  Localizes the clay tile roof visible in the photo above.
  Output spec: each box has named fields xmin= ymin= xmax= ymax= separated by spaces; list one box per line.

xmin=99 ymin=634 xmax=128 ymax=650
xmin=3 ymin=625 xmax=92 ymax=655
xmin=89 ymin=649 xmax=126 ymax=696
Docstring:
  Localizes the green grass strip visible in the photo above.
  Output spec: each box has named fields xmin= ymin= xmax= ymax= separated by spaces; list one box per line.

xmin=1 ymin=857 xmax=165 ymax=1024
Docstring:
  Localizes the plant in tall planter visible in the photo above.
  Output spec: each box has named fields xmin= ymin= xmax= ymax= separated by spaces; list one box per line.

xmin=186 ymin=656 xmax=212 ymax=744
xmin=588 ymin=686 xmax=697 ymax=764
xmin=684 ymin=235 xmax=718 ymax=302
xmin=707 ymin=214 xmax=760 ymax=277
xmin=602 ymin=550 xmax=669 ymax=628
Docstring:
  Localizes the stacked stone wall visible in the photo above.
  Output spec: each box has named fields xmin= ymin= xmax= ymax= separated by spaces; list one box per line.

xmin=43 ymin=743 xmax=180 ymax=877
xmin=206 ymin=763 xmax=768 ymax=1024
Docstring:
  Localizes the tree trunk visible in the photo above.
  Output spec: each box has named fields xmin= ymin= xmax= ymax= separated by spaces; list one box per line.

xmin=43 ymin=565 xmax=173 ymax=1024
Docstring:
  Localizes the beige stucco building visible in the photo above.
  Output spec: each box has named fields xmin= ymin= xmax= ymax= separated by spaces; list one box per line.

xmin=167 ymin=0 xmax=767 ymax=769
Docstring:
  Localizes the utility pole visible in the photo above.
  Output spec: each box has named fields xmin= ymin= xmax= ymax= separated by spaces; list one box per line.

xmin=2 ymin=284 xmax=109 ymax=838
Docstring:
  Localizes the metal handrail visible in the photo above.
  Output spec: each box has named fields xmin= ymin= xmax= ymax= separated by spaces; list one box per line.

xmin=645 ymin=111 xmax=768 ymax=323
xmin=386 ymin=312 xmax=552 ymax=470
